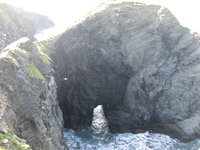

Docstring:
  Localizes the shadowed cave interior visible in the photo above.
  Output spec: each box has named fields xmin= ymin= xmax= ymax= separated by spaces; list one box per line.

xmin=54 ymin=49 xmax=136 ymax=132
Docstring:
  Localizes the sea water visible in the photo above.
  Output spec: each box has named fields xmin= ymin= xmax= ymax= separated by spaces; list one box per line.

xmin=64 ymin=105 xmax=200 ymax=150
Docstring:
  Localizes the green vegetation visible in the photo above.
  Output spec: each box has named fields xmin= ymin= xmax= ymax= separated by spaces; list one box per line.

xmin=0 ymin=146 xmax=6 ymax=150
xmin=0 ymin=3 xmax=34 ymax=33
xmin=0 ymin=130 xmax=30 ymax=150
xmin=7 ymin=38 xmax=31 ymax=58
xmin=39 ymin=52 xmax=51 ymax=65
xmin=35 ymin=32 xmax=61 ymax=52
xmin=26 ymin=61 xmax=45 ymax=81
xmin=35 ymin=42 xmax=47 ymax=53
xmin=8 ymin=48 xmax=30 ymax=58
xmin=35 ymin=42 xmax=52 ymax=65
xmin=31 ymin=84 xmax=38 ymax=89
xmin=24 ymin=80 xmax=30 ymax=84
xmin=40 ymin=110 xmax=46 ymax=116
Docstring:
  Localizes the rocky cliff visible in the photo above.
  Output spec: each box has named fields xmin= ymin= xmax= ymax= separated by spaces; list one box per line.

xmin=50 ymin=2 xmax=200 ymax=141
xmin=0 ymin=3 xmax=54 ymax=51
xmin=1 ymin=1 xmax=200 ymax=149
xmin=0 ymin=3 xmax=67 ymax=150
xmin=0 ymin=38 xmax=67 ymax=150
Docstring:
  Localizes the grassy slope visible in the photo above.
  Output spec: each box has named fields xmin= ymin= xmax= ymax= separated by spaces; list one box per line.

xmin=0 ymin=3 xmax=35 ymax=34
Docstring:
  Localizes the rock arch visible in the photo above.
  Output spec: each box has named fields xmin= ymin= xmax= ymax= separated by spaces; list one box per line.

xmin=51 ymin=2 xmax=200 ymax=141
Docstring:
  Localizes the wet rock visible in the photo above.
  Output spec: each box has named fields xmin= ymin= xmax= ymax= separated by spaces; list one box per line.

xmin=51 ymin=2 xmax=200 ymax=141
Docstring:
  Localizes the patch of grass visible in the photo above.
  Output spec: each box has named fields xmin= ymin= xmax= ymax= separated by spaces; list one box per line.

xmin=18 ymin=49 xmax=30 ymax=55
xmin=35 ymin=42 xmax=47 ymax=53
xmin=35 ymin=33 xmax=61 ymax=52
xmin=26 ymin=61 xmax=45 ymax=81
xmin=31 ymin=84 xmax=38 ymax=89
xmin=35 ymin=42 xmax=52 ymax=65
xmin=24 ymin=80 xmax=30 ymax=84
xmin=39 ymin=52 xmax=51 ymax=65
xmin=0 ymin=146 xmax=7 ymax=150
xmin=0 ymin=130 xmax=30 ymax=150
xmin=40 ymin=110 xmax=46 ymax=116
xmin=8 ymin=48 xmax=30 ymax=57
xmin=0 ymin=3 xmax=34 ymax=32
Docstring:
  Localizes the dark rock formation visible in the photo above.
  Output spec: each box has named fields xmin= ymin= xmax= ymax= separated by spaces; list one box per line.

xmin=0 ymin=3 xmax=54 ymax=51
xmin=1 ymin=1 xmax=200 ymax=148
xmin=0 ymin=38 xmax=67 ymax=150
xmin=51 ymin=2 xmax=200 ymax=141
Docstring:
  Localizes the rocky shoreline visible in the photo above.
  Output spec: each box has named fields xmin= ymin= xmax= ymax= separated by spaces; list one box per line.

xmin=1 ymin=1 xmax=200 ymax=150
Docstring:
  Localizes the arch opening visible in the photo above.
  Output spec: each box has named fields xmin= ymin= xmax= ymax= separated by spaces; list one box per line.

xmin=91 ymin=105 xmax=109 ymax=133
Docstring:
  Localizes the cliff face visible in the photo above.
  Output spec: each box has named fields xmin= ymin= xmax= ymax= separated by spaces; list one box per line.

xmin=51 ymin=2 xmax=200 ymax=141
xmin=0 ymin=3 xmax=66 ymax=150
xmin=0 ymin=38 xmax=66 ymax=150
xmin=0 ymin=3 xmax=54 ymax=51
xmin=1 ymin=1 xmax=200 ymax=149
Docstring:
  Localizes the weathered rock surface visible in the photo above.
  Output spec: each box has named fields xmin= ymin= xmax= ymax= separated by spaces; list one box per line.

xmin=51 ymin=2 xmax=200 ymax=141
xmin=0 ymin=38 xmax=67 ymax=150
xmin=0 ymin=3 xmax=54 ymax=51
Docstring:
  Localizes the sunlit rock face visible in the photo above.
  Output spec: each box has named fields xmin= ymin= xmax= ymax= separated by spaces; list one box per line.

xmin=52 ymin=1 xmax=200 ymax=141
xmin=0 ymin=38 xmax=67 ymax=150
xmin=0 ymin=3 xmax=54 ymax=51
